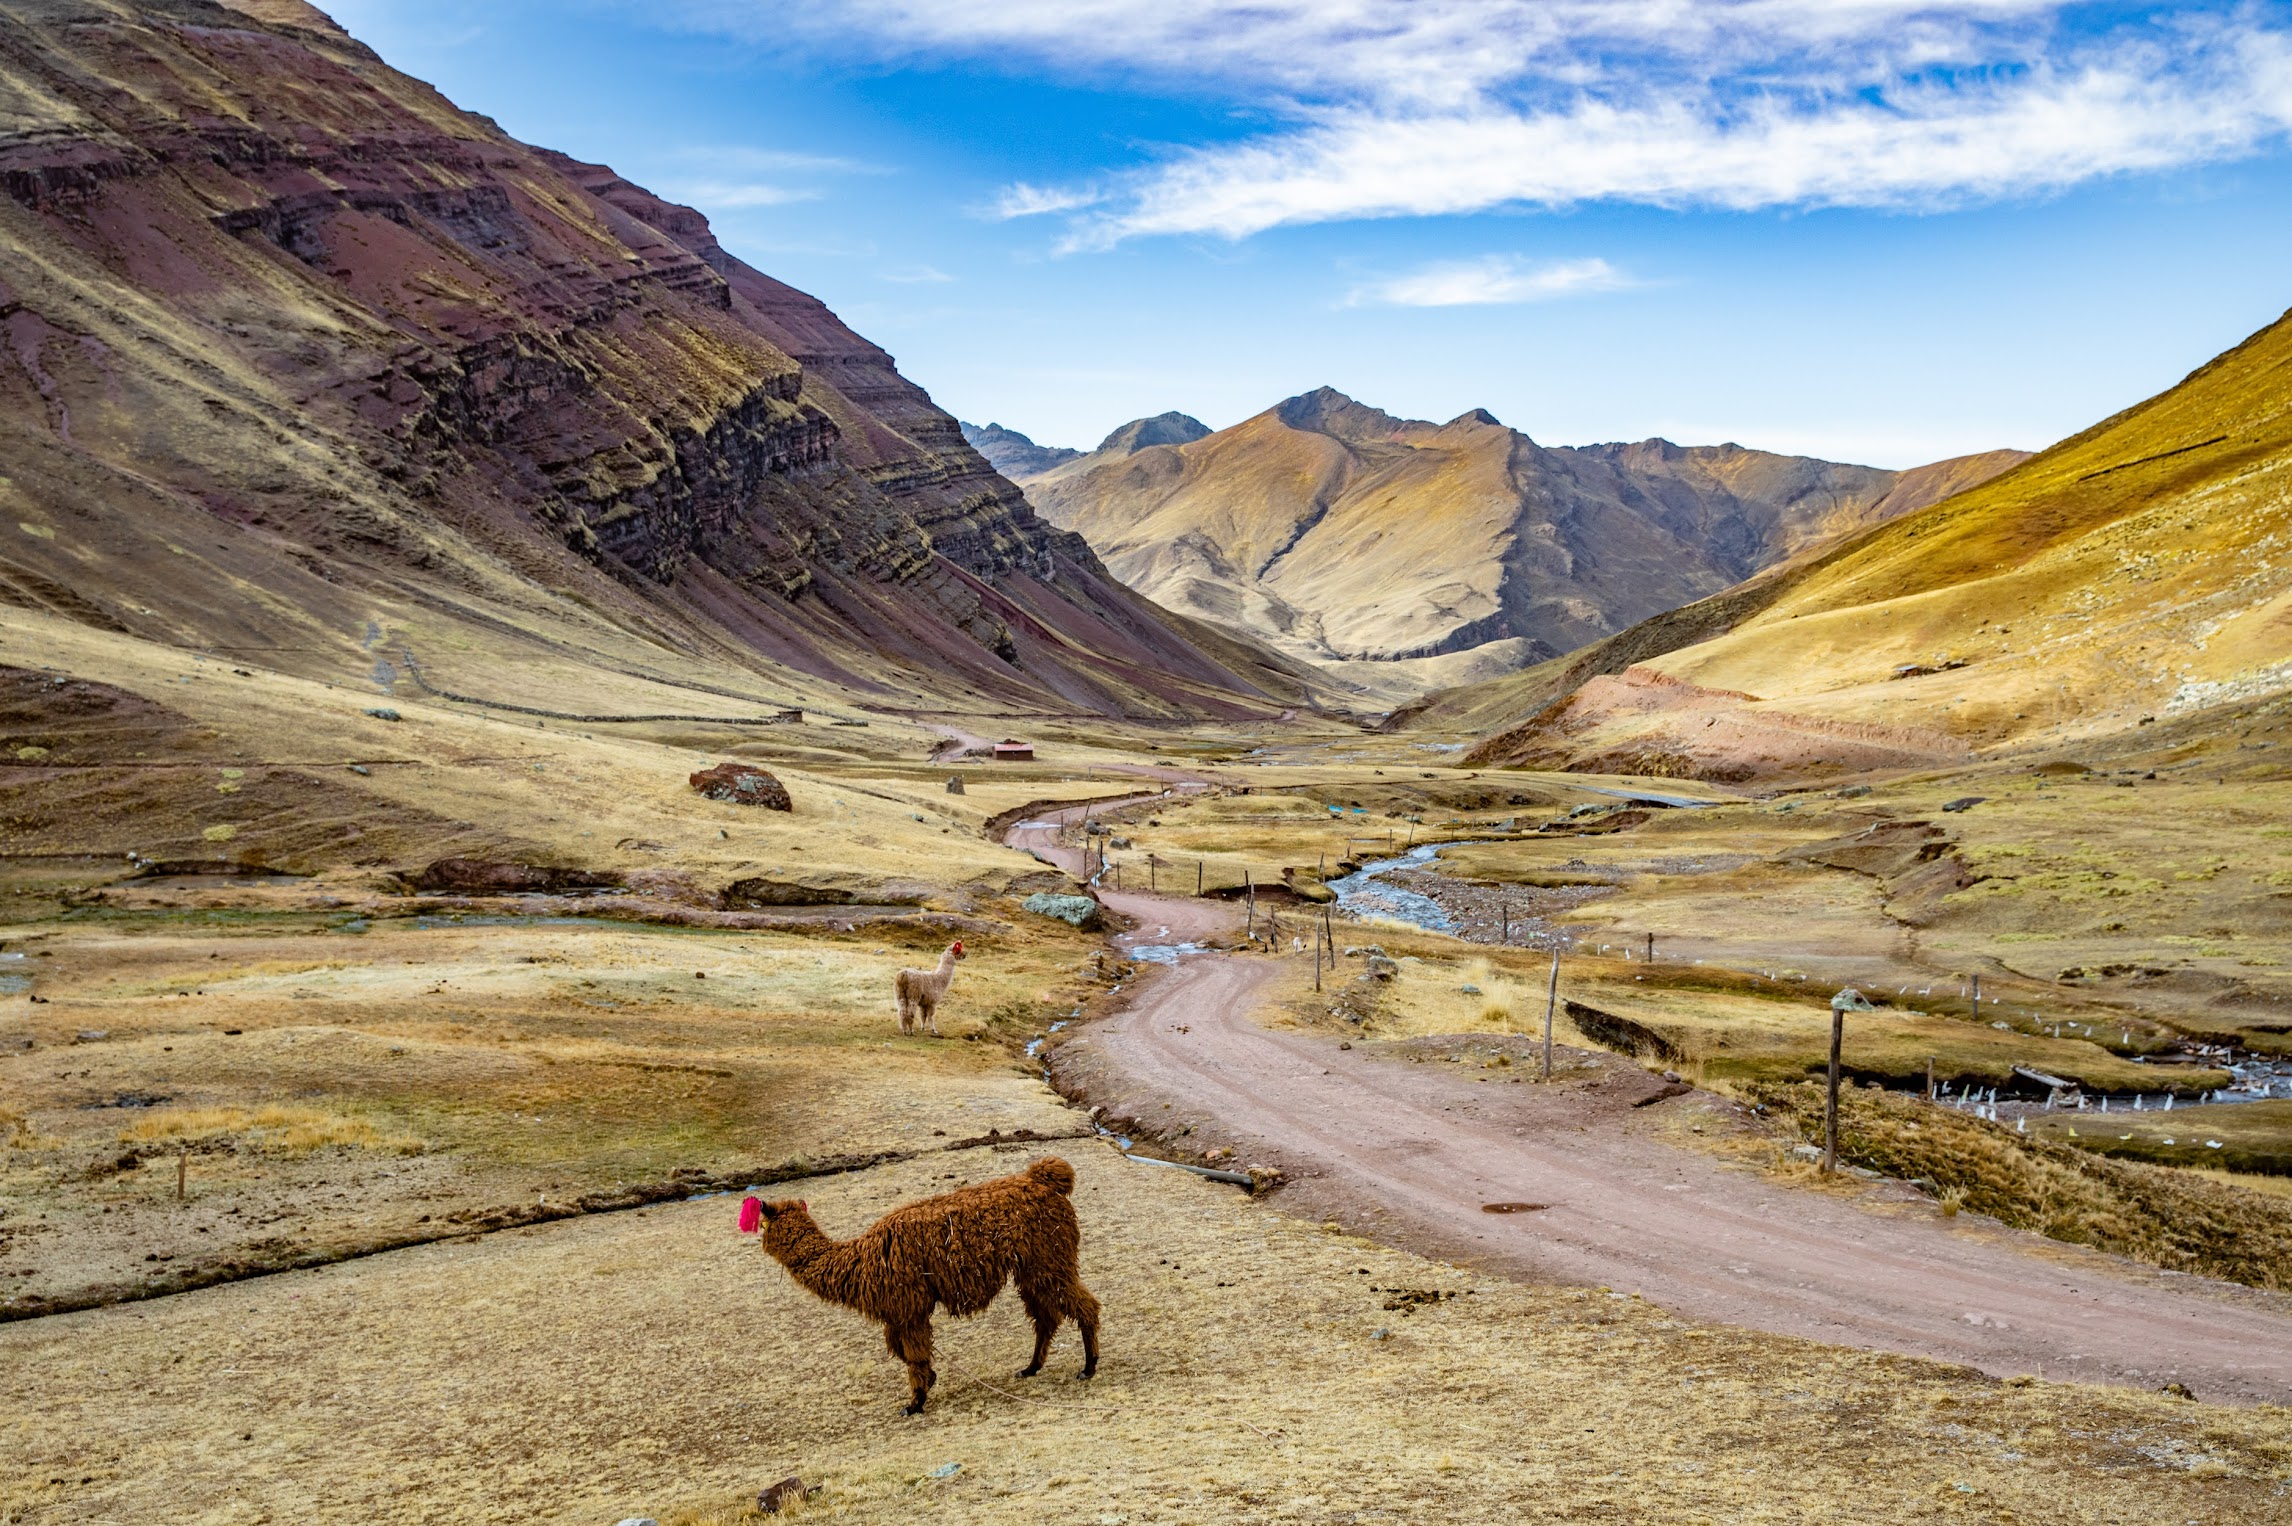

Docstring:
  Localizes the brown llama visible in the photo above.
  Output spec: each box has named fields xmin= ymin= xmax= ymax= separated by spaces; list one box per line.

xmin=894 ymin=939 xmax=964 ymax=1036
xmin=743 ymin=1155 xmax=1100 ymax=1414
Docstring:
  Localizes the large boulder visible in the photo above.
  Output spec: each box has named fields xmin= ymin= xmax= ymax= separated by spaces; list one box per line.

xmin=1022 ymin=892 xmax=1103 ymax=930
xmin=689 ymin=762 xmax=792 ymax=810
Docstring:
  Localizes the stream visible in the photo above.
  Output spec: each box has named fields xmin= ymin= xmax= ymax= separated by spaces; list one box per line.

xmin=1323 ymin=843 xmax=1467 ymax=933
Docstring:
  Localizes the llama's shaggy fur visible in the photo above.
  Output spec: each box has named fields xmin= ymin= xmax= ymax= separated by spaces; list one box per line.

xmin=894 ymin=940 xmax=963 ymax=1036
xmin=752 ymin=1155 xmax=1100 ymax=1414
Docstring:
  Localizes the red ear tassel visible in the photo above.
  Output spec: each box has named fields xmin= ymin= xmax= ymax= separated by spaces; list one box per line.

xmin=738 ymin=1196 xmax=762 ymax=1234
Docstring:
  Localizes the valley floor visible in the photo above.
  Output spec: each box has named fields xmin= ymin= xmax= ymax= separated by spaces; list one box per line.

xmin=8 ymin=1144 xmax=2288 ymax=1526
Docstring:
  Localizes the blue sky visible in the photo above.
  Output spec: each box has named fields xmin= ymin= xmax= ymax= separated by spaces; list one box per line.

xmin=328 ymin=1 xmax=2292 ymax=467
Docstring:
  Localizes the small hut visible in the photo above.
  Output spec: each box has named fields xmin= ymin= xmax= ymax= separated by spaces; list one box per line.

xmin=991 ymin=738 xmax=1034 ymax=761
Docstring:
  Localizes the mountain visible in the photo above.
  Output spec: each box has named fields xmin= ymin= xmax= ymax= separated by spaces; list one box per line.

xmin=1011 ymin=387 xmax=2025 ymax=695
xmin=959 ymin=421 xmax=1080 ymax=480
xmin=1456 ymin=308 xmax=2292 ymax=780
xmin=0 ymin=0 xmax=1306 ymax=721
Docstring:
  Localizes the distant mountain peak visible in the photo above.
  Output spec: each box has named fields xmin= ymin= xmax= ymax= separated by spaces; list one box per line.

xmin=960 ymin=420 xmax=1081 ymax=480
xmin=1094 ymin=411 xmax=1211 ymax=456
xmin=1271 ymin=388 xmax=1418 ymax=444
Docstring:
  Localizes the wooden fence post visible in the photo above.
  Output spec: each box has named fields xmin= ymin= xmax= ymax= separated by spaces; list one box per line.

xmin=1245 ymin=871 xmax=1254 ymax=939
xmin=1645 ymin=932 xmax=1654 ymax=964
xmin=1542 ymin=946 xmax=1560 ymax=1080
xmin=1500 ymin=903 xmax=1508 ymax=944
xmin=1197 ymin=860 xmax=1203 ymax=896
xmin=1926 ymin=1055 xmax=1936 ymax=1101
xmin=1825 ymin=1004 xmax=1845 ymax=1173
xmin=1314 ymin=918 xmax=1323 ymax=992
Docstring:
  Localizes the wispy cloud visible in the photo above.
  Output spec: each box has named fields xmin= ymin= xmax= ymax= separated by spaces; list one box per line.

xmin=882 ymin=263 xmax=956 ymax=282
xmin=673 ymin=181 xmax=822 ymax=208
xmin=1350 ymin=255 xmax=1631 ymax=308
xmin=989 ymin=181 xmax=1103 ymax=219
xmin=670 ymin=144 xmax=887 ymax=175
xmin=670 ymin=3 xmax=2292 ymax=244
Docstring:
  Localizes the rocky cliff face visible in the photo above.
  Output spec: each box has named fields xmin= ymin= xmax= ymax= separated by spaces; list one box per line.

xmin=1015 ymin=386 xmax=2025 ymax=690
xmin=0 ymin=0 xmax=1295 ymax=718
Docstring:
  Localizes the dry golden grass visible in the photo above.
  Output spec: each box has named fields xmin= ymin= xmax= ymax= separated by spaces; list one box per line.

xmin=1749 ymin=1081 xmax=2292 ymax=1291
xmin=117 ymin=1103 xmax=425 ymax=1156
xmin=6 ymin=1146 xmax=2288 ymax=1525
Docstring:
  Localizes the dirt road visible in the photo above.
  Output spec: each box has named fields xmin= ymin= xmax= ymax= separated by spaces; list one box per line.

xmin=1004 ymin=791 xmax=2292 ymax=1404
xmin=1053 ymin=935 xmax=2292 ymax=1404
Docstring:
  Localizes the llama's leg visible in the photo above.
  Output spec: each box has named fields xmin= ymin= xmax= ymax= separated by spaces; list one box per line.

xmin=895 ymin=984 xmax=914 ymax=1034
xmin=886 ymin=1319 xmax=937 ymax=1413
xmin=922 ymin=992 xmax=942 ymax=1037
xmin=1015 ymin=1282 xmax=1062 ymax=1378
xmin=1068 ymin=1278 xmax=1101 ymax=1379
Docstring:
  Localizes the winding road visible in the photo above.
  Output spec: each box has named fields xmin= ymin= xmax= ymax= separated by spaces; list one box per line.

xmin=1004 ymin=797 xmax=2292 ymax=1405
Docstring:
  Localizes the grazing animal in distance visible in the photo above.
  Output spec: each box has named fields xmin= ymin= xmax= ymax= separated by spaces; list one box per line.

xmin=895 ymin=940 xmax=964 ymax=1036
xmin=743 ymin=1156 xmax=1100 ymax=1414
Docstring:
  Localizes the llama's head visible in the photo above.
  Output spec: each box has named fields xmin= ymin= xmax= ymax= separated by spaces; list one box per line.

xmin=748 ymin=1198 xmax=817 ymax=1258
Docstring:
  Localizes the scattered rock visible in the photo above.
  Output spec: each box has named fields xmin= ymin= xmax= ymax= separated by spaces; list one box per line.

xmin=410 ymin=859 xmax=622 ymax=895
xmin=74 ymin=1029 xmax=109 ymax=1043
xmin=1835 ymin=784 xmax=1872 ymax=798
xmin=1021 ymin=892 xmax=1103 ymax=930
xmin=944 ymin=775 xmax=965 ymax=794
xmin=363 ymin=707 xmax=401 ymax=721
xmin=2159 ymin=1382 xmax=2196 ymax=1401
xmin=346 ymin=764 xmax=370 ymax=776
xmin=688 ymin=761 xmax=792 ymax=810
xmin=615 ymin=1518 xmax=658 ymax=1526
xmin=720 ymin=877 xmax=855 ymax=908
xmin=1941 ymin=796 xmax=1987 ymax=813
xmin=758 ymin=1476 xmax=812 ymax=1513
xmin=1364 ymin=954 xmax=1400 ymax=981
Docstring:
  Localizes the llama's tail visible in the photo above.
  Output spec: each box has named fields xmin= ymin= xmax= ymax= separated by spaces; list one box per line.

xmin=1026 ymin=1155 xmax=1076 ymax=1195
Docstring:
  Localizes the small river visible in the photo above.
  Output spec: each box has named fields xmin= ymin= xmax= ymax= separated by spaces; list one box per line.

xmin=1323 ymin=843 xmax=1467 ymax=933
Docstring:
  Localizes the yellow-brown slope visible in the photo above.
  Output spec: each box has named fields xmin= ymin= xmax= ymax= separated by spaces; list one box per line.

xmin=1464 ymin=307 xmax=2292 ymax=777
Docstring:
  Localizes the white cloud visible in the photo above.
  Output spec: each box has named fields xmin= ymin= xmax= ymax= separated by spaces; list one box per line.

xmin=671 ymin=2 xmax=2292 ymax=242
xmin=882 ymin=263 xmax=957 ymax=282
xmin=989 ymin=182 xmax=1104 ymax=219
xmin=1351 ymin=255 xmax=1632 ymax=307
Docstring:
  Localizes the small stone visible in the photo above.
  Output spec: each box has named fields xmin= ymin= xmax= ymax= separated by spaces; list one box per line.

xmin=363 ymin=707 xmax=401 ymax=722
xmin=615 ymin=1518 xmax=659 ymax=1526
xmin=944 ymin=775 xmax=965 ymax=794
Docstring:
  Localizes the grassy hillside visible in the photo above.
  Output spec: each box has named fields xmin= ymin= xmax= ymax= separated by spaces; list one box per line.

xmin=1461 ymin=308 xmax=2292 ymax=775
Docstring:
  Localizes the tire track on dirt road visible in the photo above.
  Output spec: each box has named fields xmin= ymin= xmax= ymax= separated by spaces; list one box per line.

xmin=1005 ymin=806 xmax=2292 ymax=1404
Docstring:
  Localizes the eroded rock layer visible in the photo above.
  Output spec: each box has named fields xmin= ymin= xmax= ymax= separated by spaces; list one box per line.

xmin=0 ymin=0 xmax=1297 ymax=718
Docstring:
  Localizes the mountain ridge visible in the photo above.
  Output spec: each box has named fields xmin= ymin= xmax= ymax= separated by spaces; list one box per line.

xmin=1454 ymin=306 xmax=2292 ymax=777
xmin=1009 ymin=388 xmax=2028 ymax=694
xmin=0 ymin=0 xmax=1306 ymax=721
